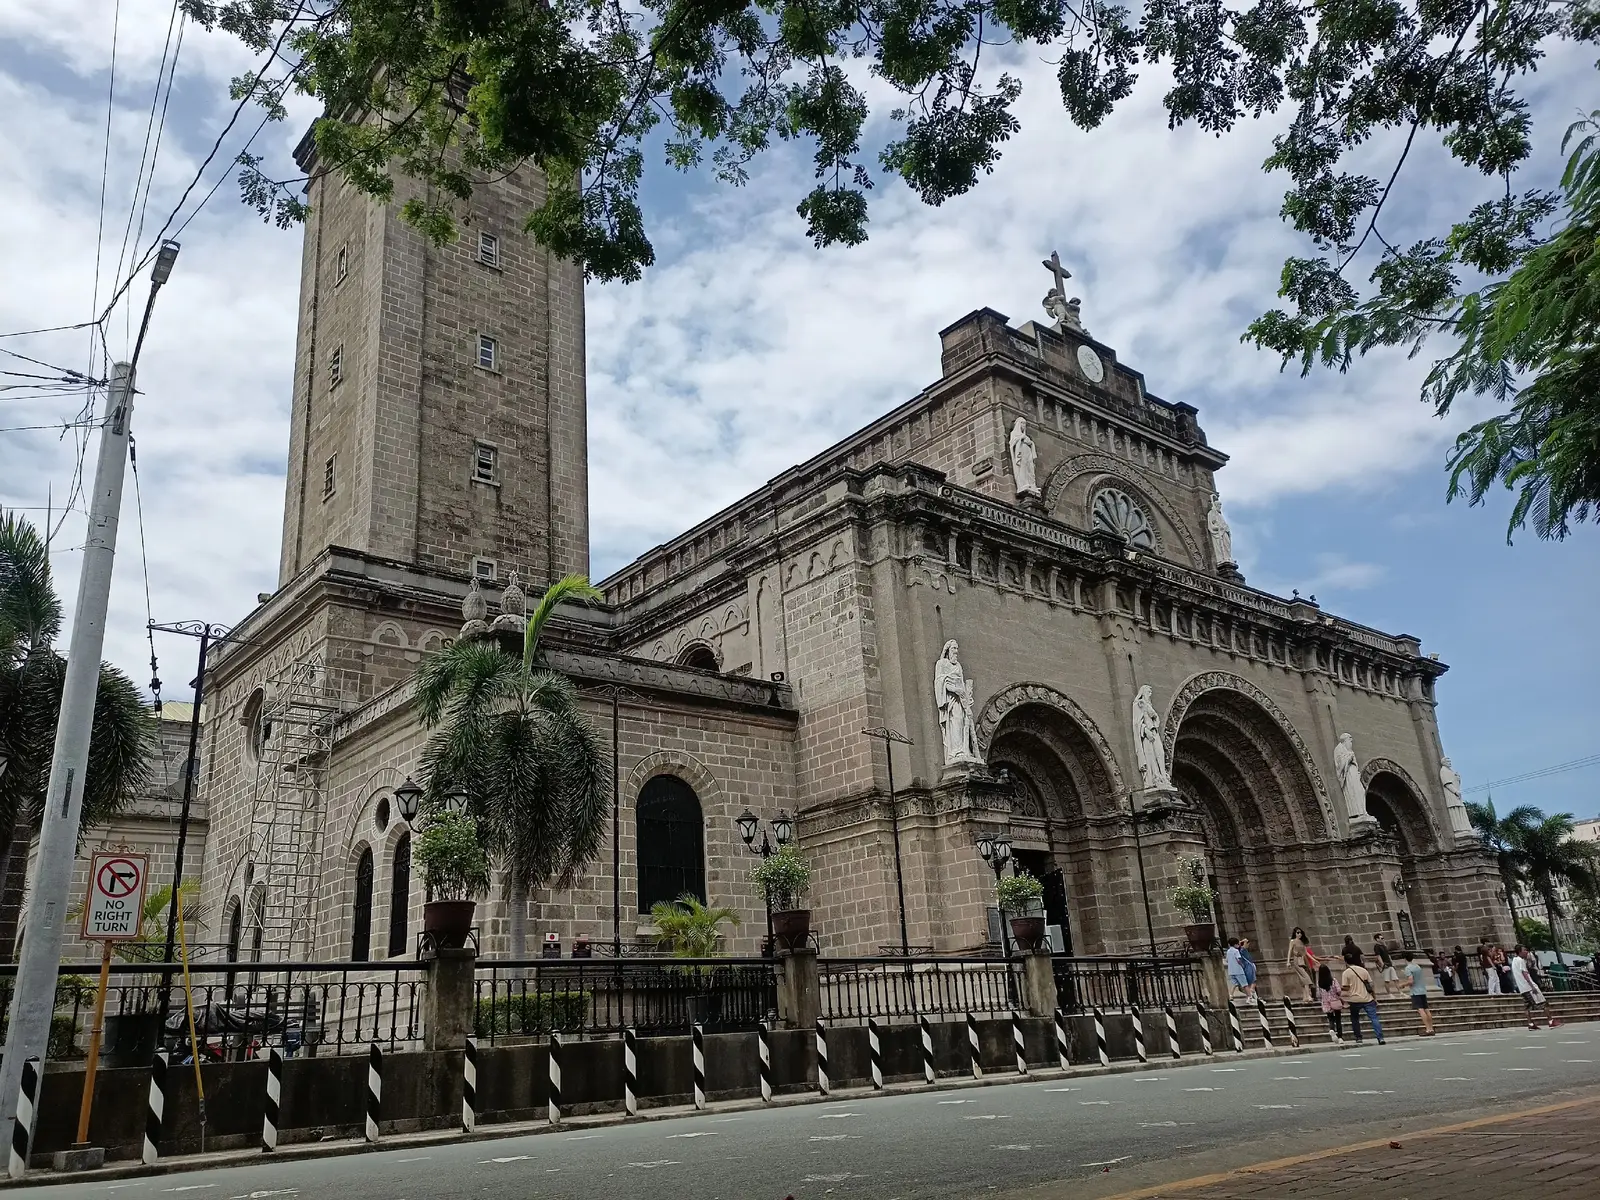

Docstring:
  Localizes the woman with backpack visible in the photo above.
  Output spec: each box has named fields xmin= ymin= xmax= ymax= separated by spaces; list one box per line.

xmin=1317 ymin=961 xmax=1346 ymax=1043
xmin=1341 ymin=948 xmax=1385 ymax=1045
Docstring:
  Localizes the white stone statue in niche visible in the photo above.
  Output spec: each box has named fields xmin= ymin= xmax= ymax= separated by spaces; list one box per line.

xmin=1334 ymin=733 xmax=1372 ymax=825
xmin=1439 ymin=756 xmax=1474 ymax=838
xmin=1009 ymin=417 xmax=1039 ymax=498
xmin=935 ymin=640 xmax=982 ymax=766
xmin=1207 ymin=493 xmax=1235 ymax=567
xmin=1132 ymin=684 xmax=1171 ymax=790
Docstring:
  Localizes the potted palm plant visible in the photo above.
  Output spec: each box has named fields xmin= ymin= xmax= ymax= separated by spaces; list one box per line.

xmin=752 ymin=846 xmax=812 ymax=949
xmin=1170 ymin=854 xmax=1218 ymax=950
xmin=997 ymin=872 xmax=1046 ymax=951
xmin=414 ymin=810 xmax=491 ymax=949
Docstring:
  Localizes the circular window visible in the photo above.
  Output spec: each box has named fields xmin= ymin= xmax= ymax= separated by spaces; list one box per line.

xmin=375 ymin=796 xmax=391 ymax=834
xmin=242 ymin=689 xmax=273 ymax=763
xmin=1091 ymin=489 xmax=1155 ymax=550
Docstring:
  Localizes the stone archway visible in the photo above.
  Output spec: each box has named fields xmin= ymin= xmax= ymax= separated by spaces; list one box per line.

xmin=1363 ymin=760 xmax=1441 ymax=949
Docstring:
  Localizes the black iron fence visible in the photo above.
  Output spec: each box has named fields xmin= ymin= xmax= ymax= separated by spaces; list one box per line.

xmin=1052 ymin=955 xmax=1204 ymax=1013
xmin=819 ymin=957 xmax=1018 ymax=1023
xmin=0 ymin=960 xmax=425 ymax=1063
xmin=473 ymin=958 xmax=777 ymax=1041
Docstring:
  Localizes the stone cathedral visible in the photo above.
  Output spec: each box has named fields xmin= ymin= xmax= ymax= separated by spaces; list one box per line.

xmin=192 ymin=140 xmax=1511 ymax=988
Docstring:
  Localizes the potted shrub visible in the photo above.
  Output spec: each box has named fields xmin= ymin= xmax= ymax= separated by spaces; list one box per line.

xmin=1169 ymin=854 xmax=1218 ymax=950
xmin=996 ymin=872 xmax=1047 ymax=951
xmin=752 ymin=846 xmax=813 ymax=950
xmin=414 ymin=810 xmax=491 ymax=949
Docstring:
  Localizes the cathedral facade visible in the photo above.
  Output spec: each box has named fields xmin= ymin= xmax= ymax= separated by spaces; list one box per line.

xmin=192 ymin=148 xmax=1511 ymax=988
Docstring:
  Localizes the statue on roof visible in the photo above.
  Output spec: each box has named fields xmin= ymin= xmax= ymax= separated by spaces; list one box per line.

xmin=1041 ymin=251 xmax=1087 ymax=334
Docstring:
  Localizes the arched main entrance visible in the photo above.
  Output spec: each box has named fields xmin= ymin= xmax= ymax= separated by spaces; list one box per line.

xmin=1364 ymin=761 xmax=1440 ymax=949
xmin=980 ymin=687 xmax=1123 ymax=955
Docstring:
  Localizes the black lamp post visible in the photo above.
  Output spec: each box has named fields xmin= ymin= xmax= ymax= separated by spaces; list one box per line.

xmin=1126 ymin=788 xmax=1175 ymax=961
xmin=394 ymin=776 xmax=423 ymax=823
xmin=863 ymin=726 xmax=914 ymax=957
xmin=977 ymin=832 xmax=1014 ymax=957
xmin=738 ymin=808 xmax=794 ymax=955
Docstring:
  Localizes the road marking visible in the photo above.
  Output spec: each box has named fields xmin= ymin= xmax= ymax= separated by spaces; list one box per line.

xmin=565 ymin=1134 xmax=603 ymax=1140
xmin=1558 ymin=1040 xmax=1590 ymax=1045
xmin=711 ymin=1117 xmax=744 ymax=1123
xmin=1078 ymin=1101 xmax=1113 ymax=1106
xmin=1504 ymin=1067 xmax=1538 ymax=1072
xmin=803 ymin=1173 xmax=864 ymax=1183
xmin=395 ymin=1157 xmax=431 ymax=1162
xmin=163 ymin=1189 xmax=217 ymax=1195
xmin=1272 ymin=1076 xmax=1306 ymax=1080
xmin=229 ymin=1192 xmax=299 ymax=1199
xmin=1134 ymin=1076 xmax=1168 ymax=1083
xmin=1138 ymin=1121 xmax=1195 ymax=1128
xmin=965 ymin=1113 xmax=1012 ymax=1119
xmin=993 ymin=1144 xmax=1037 ymax=1151
xmin=1253 ymin=1104 xmax=1296 ymax=1109
xmin=1082 ymin=1156 xmax=1133 ymax=1167
xmin=1096 ymin=1095 xmax=1600 ymax=1199
xmin=1344 ymin=1066 xmax=1378 ymax=1071
xmin=1044 ymin=1087 xmax=1079 ymax=1093
xmin=1566 ymin=1059 xmax=1593 ymax=1064
xmin=666 ymin=1131 xmax=719 ymax=1138
xmin=1436 ymin=1076 xmax=1470 ymax=1081
xmin=1410 ymin=1058 xmax=1442 ymax=1062
xmin=1185 ymin=1087 xmax=1222 ymax=1092
xmin=1517 ymin=1045 xmax=1547 ymax=1050
xmin=480 ymin=1155 xmax=533 ymax=1164
xmin=1211 ymin=1067 xmax=1245 ymax=1072
xmin=1346 ymin=1089 xmax=1395 ymax=1095
xmin=1464 ymin=1052 xmax=1498 ymax=1056
xmin=938 ymin=1099 xmax=975 ymax=1104
xmin=625 ymin=1160 xmax=680 ymax=1169
xmin=809 ymin=1134 xmax=861 ymax=1141
xmin=817 ymin=1112 xmax=860 ymax=1119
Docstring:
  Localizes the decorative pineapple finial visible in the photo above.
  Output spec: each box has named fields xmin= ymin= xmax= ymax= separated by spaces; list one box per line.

xmin=492 ymin=570 xmax=527 ymax=632
xmin=460 ymin=577 xmax=489 ymax=638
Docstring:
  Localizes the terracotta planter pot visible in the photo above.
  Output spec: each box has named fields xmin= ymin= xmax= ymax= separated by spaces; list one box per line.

xmin=422 ymin=899 xmax=477 ymax=950
xmin=1009 ymin=915 xmax=1047 ymax=951
xmin=1184 ymin=921 xmax=1216 ymax=952
xmin=770 ymin=908 xmax=812 ymax=950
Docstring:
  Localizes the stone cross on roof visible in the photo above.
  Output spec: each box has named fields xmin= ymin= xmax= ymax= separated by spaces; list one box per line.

xmin=1041 ymin=251 xmax=1071 ymax=298
xmin=1040 ymin=250 xmax=1085 ymax=332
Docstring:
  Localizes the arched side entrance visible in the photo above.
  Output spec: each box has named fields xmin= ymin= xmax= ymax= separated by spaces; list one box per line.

xmin=978 ymin=685 xmax=1124 ymax=954
xmin=1363 ymin=759 xmax=1441 ymax=949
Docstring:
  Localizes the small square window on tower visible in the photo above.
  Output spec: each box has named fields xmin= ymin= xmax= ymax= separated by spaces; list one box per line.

xmin=473 ymin=556 xmax=498 ymax=582
xmin=472 ymin=440 xmax=499 ymax=485
xmin=322 ymin=453 xmax=337 ymax=499
xmin=329 ymin=343 xmax=344 ymax=387
xmin=477 ymin=334 xmax=498 ymax=371
xmin=478 ymin=231 xmax=501 ymax=269
xmin=335 ymin=244 xmax=348 ymax=285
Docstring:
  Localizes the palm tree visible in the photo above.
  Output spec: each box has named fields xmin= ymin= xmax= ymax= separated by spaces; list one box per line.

xmin=649 ymin=895 xmax=741 ymax=958
xmin=415 ymin=574 xmax=612 ymax=958
xmin=1466 ymin=796 xmax=1540 ymax=933
xmin=1518 ymin=813 xmax=1600 ymax=966
xmin=0 ymin=512 xmax=154 ymax=957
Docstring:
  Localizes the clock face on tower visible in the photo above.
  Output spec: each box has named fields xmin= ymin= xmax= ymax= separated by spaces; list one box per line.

xmin=1076 ymin=344 xmax=1104 ymax=383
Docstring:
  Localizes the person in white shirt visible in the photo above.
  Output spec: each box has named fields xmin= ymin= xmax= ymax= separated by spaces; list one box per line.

xmin=1509 ymin=945 xmax=1558 ymax=1030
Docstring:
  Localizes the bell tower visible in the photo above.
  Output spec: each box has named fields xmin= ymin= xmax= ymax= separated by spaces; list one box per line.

xmin=277 ymin=131 xmax=589 ymax=589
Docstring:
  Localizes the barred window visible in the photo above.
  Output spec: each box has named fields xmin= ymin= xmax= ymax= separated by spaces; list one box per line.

xmin=637 ymin=774 xmax=705 ymax=912
xmin=351 ymin=847 xmax=374 ymax=962
xmin=387 ymin=833 xmax=412 ymax=958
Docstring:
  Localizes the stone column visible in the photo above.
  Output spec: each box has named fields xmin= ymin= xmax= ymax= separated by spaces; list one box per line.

xmin=423 ymin=947 xmax=478 ymax=1051
xmin=1200 ymin=950 xmax=1231 ymax=1011
xmin=1020 ymin=950 xmax=1058 ymax=1017
xmin=776 ymin=947 xmax=820 ymax=1030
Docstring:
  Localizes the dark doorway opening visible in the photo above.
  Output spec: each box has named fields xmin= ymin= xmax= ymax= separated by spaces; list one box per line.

xmin=1012 ymin=849 xmax=1073 ymax=955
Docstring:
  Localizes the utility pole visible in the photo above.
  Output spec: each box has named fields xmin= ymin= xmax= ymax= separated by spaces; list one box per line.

xmin=863 ymin=726 xmax=914 ymax=957
xmin=1 ymin=242 xmax=179 ymax=1142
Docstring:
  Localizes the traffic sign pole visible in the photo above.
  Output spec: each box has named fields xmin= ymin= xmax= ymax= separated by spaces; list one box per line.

xmin=74 ymin=942 xmax=114 ymax=1146
xmin=69 ymin=850 xmax=147 ymax=1152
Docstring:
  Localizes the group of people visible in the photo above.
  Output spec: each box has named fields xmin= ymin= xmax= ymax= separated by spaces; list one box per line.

xmin=1225 ymin=928 xmax=1563 ymax=1045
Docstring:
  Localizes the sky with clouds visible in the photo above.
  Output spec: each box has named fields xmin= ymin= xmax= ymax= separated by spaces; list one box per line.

xmin=1 ymin=1 xmax=1595 ymax=819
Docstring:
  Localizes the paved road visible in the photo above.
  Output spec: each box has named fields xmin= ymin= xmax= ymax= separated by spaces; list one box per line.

xmin=25 ymin=1025 xmax=1600 ymax=1200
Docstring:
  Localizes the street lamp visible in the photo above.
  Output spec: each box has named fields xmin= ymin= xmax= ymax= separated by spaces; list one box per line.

xmin=443 ymin=786 xmax=471 ymax=815
xmin=1126 ymin=788 xmax=1176 ymax=961
xmin=862 ymin=726 xmax=914 ymax=956
xmin=394 ymin=777 xmax=423 ymax=823
xmin=977 ymin=833 xmax=1014 ymax=957
xmin=738 ymin=808 xmax=794 ymax=955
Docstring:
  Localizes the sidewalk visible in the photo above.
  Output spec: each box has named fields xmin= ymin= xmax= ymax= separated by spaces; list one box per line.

xmin=1101 ymin=1093 xmax=1600 ymax=1199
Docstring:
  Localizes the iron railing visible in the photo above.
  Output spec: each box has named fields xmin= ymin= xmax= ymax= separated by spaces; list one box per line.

xmin=0 ymin=960 xmax=425 ymax=1063
xmin=1052 ymin=955 xmax=1204 ymax=1013
xmin=473 ymin=958 xmax=777 ymax=1041
xmin=819 ymin=957 xmax=1019 ymax=1023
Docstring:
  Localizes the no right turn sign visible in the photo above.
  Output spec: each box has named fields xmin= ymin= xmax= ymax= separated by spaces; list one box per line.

xmin=82 ymin=852 xmax=148 ymax=941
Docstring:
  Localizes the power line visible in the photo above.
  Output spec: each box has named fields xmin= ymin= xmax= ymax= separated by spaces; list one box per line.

xmin=0 ymin=322 xmax=101 ymax=340
xmin=1463 ymin=754 xmax=1600 ymax=795
xmin=0 ymin=345 xmax=90 ymax=376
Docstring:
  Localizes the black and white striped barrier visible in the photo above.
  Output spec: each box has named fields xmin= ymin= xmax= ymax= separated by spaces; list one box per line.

xmin=1054 ymin=1008 xmax=1071 ymax=1070
xmin=815 ymin=1019 xmax=830 ymax=1096
xmin=692 ymin=1022 xmax=707 ymax=1110
xmin=1011 ymin=1010 xmax=1028 ymax=1075
xmin=547 ymin=1032 xmax=562 ymax=1125
xmin=624 ymin=1027 xmax=640 ymax=1115
xmin=1197 ymin=1003 xmax=1214 ymax=1056
xmin=1282 ymin=998 xmax=1299 ymax=1048
xmin=1164 ymin=1004 xmax=1182 ymax=1060
xmin=757 ymin=1022 xmax=773 ymax=1103
xmin=262 ymin=1047 xmax=283 ymax=1151
xmin=920 ymin=1014 xmax=935 ymax=1084
xmin=143 ymin=1050 xmax=168 ymax=1165
xmin=463 ymin=1037 xmax=479 ymax=1132
xmin=366 ymin=1044 xmax=382 ymax=1143
xmin=1255 ymin=998 xmax=1274 ymax=1049
xmin=868 ymin=1017 xmax=884 ymax=1090
xmin=967 ymin=1012 xmax=982 ymax=1078
xmin=1131 ymin=1005 xmax=1147 ymax=1063
xmin=1091 ymin=1007 xmax=1109 ymax=1067
xmin=8 ymin=1056 xmax=39 ymax=1179
xmin=1227 ymin=1001 xmax=1244 ymax=1053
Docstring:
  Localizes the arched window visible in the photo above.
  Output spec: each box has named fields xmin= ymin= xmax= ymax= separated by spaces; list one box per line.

xmin=387 ymin=832 xmax=412 ymax=958
xmin=637 ymin=774 xmax=706 ymax=912
xmin=224 ymin=901 xmax=242 ymax=991
xmin=351 ymin=847 xmax=374 ymax=962
xmin=248 ymin=886 xmax=266 ymax=962
xmin=677 ymin=643 xmax=719 ymax=672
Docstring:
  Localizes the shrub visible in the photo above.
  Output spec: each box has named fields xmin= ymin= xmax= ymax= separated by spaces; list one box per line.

xmin=474 ymin=991 xmax=588 ymax=1036
xmin=1169 ymin=854 xmax=1217 ymax=921
xmin=996 ymin=871 xmax=1044 ymax=915
xmin=414 ymin=810 xmax=491 ymax=900
xmin=650 ymin=896 xmax=741 ymax=957
xmin=751 ymin=846 xmax=811 ymax=911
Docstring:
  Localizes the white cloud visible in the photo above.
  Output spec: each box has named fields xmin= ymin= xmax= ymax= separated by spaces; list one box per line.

xmin=1304 ymin=554 xmax=1387 ymax=594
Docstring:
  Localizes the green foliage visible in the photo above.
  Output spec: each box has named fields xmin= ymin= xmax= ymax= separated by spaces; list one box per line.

xmin=1468 ymin=798 xmax=1600 ymax=948
xmin=649 ymin=894 xmax=741 ymax=957
xmin=1515 ymin=915 xmax=1555 ymax=951
xmin=750 ymin=845 xmax=811 ymax=911
xmin=414 ymin=574 xmax=611 ymax=952
xmin=473 ymin=991 xmax=588 ymax=1036
xmin=1168 ymin=853 xmax=1216 ymax=920
xmin=0 ymin=512 xmax=155 ymax=869
xmin=193 ymin=5 xmax=1597 ymax=536
xmin=413 ymin=811 xmax=491 ymax=901
xmin=995 ymin=870 xmax=1044 ymax=915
